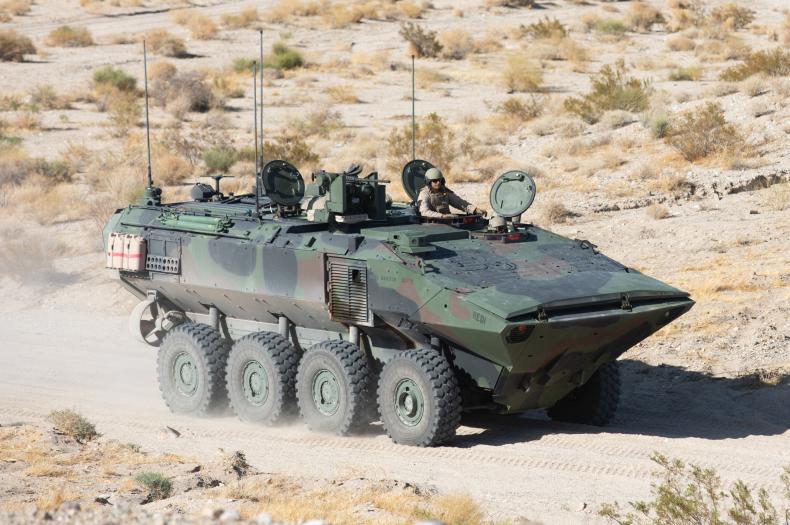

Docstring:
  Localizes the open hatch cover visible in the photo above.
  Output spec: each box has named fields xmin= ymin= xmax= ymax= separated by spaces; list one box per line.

xmin=401 ymin=159 xmax=436 ymax=203
xmin=261 ymin=160 xmax=305 ymax=207
xmin=489 ymin=170 xmax=536 ymax=218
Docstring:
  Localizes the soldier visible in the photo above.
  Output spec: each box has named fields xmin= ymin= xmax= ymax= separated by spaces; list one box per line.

xmin=418 ymin=168 xmax=487 ymax=218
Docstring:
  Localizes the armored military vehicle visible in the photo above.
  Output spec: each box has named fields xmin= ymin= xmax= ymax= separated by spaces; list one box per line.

xmin=104 ymin=154 xmax=693 ymax=446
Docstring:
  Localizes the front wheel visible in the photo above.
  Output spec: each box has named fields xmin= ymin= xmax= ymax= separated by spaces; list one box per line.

xmin=377 ymin=349 xmax=462 ymax=447
xmin=547 ymin=360 xmax=621 ymax=426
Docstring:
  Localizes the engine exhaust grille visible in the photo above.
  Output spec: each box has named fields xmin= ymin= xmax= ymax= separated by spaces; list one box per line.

xmin=327 ymin=257 xmax=371 ymax=326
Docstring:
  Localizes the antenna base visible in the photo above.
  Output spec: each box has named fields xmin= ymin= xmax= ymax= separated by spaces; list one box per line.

xmin=139 ymin=185 xmax=162 ymax=206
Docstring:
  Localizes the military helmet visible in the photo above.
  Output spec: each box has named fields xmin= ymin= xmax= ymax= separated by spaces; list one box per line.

xmin=425 ymin=168 xmax=443 ymax=182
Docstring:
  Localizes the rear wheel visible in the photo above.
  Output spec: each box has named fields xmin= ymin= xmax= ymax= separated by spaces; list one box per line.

xmin=296 ymin=340 xmax=373 ymax=435
xmin=377 ymin=349 xmax=462 ymax=447
xmin=157 ymin=323 xmax=229 ymax=416
xmin=226 ymin=332 xmax=299 ymax=425
xmin=547 ymin=360 xmax=620 ymax=426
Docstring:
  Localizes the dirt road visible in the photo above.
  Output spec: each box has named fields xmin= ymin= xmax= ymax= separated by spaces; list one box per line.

xmin=1 ymin=308 xmax=787 ymax=524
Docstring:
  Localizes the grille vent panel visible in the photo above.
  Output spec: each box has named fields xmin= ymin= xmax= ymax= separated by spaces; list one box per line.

xmin=146 ymin=255 xmax=180 ymax=274
xmin=328 ymin=257 xmax=371 ymax=326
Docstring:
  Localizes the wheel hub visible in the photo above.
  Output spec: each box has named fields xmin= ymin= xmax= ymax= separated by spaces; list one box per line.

xmin=312 ymin=369 xmax=340 ymax=416
xmin=394 ymin=378 xmax=424 ymax=426
xmin=242 ymin=360 xmax=269 ymax=406
xmin=173 ymin=352 xmax=198 ymax=396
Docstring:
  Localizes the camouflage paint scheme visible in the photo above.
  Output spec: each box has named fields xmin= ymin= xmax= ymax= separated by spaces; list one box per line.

xmin=104 ymin=195 xmax=693 ymax=414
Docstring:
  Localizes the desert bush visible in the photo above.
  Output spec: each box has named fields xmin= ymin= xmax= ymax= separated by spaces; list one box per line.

xmin=45 ymin=26 xmax=94 ymax=47
xmin=145 ymin=29 xmax=187 ymax=58
xmin=396 ymin=1 xmax=424 ymax=19
xmin=666 ymin=35 xmax=695 ymax=51
xmin=107 ymin=92 xmax=140 ymax=136
xmin=387 ymin=112 xmax=457 ymax=176
xmin=740 ymin=76 xmax=767 ymax=97
xmin=626 ymin=2 xmax=664 ymax=32
xmin=524 ymin=17 xmax=567 ymax=39
xmin=264 ymin=42 xmax=303 ymax=70
xmin=564 ymin=60 xmax=651 ymax=124
xmin=148 ymin=60 xmax=176 ymax=82
xmin=438 ymin=27 xmax=473 ymax=60
xmin=48 ymin=409 xmax=98 ymax=443
xmin=232 ymin=57 xmax=256 ymax=74
xmin=134 ymin=472 xmax=172 ymax=501
xmin=93 ymin=66 xmax=137 ymax=92
xmin=646 ymin=113 xmax=670 ymax=138
xmin=496 ymin=95 xmax=544 ymax=121
xmin=30 ymin=85 xmax=72 ymax=110
xmin=503 ymin=54 xmax=543 ymax=93
xmin=543 ymin=202 xmax=576 ymax=224
xmin=764 ymin=183 xmax=789 ymax=211
xmin=321 ymin=3 xmax=366 ymax=28
xmin=203 ymin=147 xmax=237 ymax=174
xmin=170 ymin=10 xmax=218 ymax=40
xmin=323 ymin=85 xmax=359 ymax=104
xmin=400 ymin=22 xmax=442 ymax=58
xmin=709 ymin=3 xmax=754 ymax=30
xmin=0 ymin=0 xmax=31 ymax=17
xmin=261 ymin=131 xmax=318 ymax=168
xmin=600 ymin=453 xmax=790 ymax=525
xmin=646 ymin=204 xmax=670 ymax=219
xmin=720 ymin=48 xmax=790 ymax=81
xmin=152 ymin=71 xmax=215 ymax=115
xmin=0 ymin=29 xmax=35 ymax=61
xmin=13 ymin=110 xmax=40 ymax=130
xmin=486 ymin=0 xmax=534 ymax=7
xmin=222 ymin=8 xmax=258 ymax=29
xmin=668 ymin=66 xmax=702 ymax=81
xmin=594 ymin=19 xmax=628 ymax=38
xmin=667 ymin=102 xmax=740 ymax=161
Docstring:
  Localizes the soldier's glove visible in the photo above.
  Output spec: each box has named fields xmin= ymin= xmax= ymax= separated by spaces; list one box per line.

xmin=474 ymin=208 xmax=488 ymax=217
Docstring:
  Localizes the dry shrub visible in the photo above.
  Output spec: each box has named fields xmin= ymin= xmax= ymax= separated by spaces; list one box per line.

xmin=134 ymin=472 xmax=172 ymax=501
xmin=564 ymin=60 xmax=651 ymax=124
xmin=107 ymin=92 xmax=141 ymax=136
xmin=144 ymin=29 xmax=187 ymax=58
xmin=709 ymin=3 xmax=754 ymax=30
xmin=263 ymin=0 xmax=323 ymax=23
xmin=288 ymin=107 xmax=345 ymax=139
xmin=627 ymin=2 xmax=664 ymax=31
xmin=351 ymin=49 xmax=390 ymax=71
xmin=397 ymin=1 xmax=424 ymax=19
xmin=524 ymin=17 xmax=567 ymax=39
xmin=35 ymin=487 xmax=80 ymax=512
xmin=496 ymin=95 xmax=544 ymax=123
xmin=438 ymin=27 xmax=473 ymax=60
xmin=486 ymin=0 xmax=535 ymax=8
xmin=324 ymin=85 xmax=360 ymax=104
xmin=720 ymin=48 xmax=790 ymax=81
xmin=763 ymin=183 xmax=789 ymax=211
xmin=45 ymin=26 xmax=94 ymax=47
xmin=171 ymin=10 xmax=218 ymax=40
xmin=503 ymin=54 xmax=543 ymax=93
xmin=30 ymin=85 xmax=72 ymax=110
xmin=594 ymin=19 xmax=628 ymax=38
xmin=666 ymin=35 xmax=695 ymax=51
xmin=668 ymin=66 xmax=702 ymax=81
xmin=739 ymin=76 xmax=767 ymax=97
xmin=543 ymin=202 xmax=576 ymax=224
xmin=0 ymin=29 xmax=35 ymax=61
xmin=265 ymin=42 xmax=304 ymax=70
xmin=646 ymin=203 xmax=670 ymax=219
xmin=222 ymin=7 xmax=258 ymax=29
xmin=415 ymin=67 xmax=449 ymax=88
xmin=695 ymin=36 xmax=750 ymax=62
xmin=13 ymin=110 xmax=40 ymax=130
xmin=148 ymin=60 xmax=177 ymax=82
xmin=321 ymin=3 xmax=366 ymax=28
xmin=667 ymin=102 xmax=740 ymax=161
xmin=387 ymin=112 xmax=457 ymax=176
xmin=261 ymin=131 xmax=318 ymax=170
xmin=667 ymin=0 xmax=705 ymax=31
xmin=48 ymin=409 xmax=98 ymax=443
xmin=400 ymin=22 xmax=441 ymax=58
xmin=0 ymin=0 xmax=31 ymax=17
xmin=152 ymin=71 xmax=215 ymax=117
xmin=93 ymin=65 xmax=137 ymax=92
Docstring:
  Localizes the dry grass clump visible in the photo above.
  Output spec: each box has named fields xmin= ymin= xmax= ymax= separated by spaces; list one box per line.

xmin=170 ymin=9 xmax=218 ymax=40
xmin=668 ymin=66 xmax=702 ymax=81
xmin=221 ymin=7 xmax=258 ymax=29
xmin=265 ymin=42 xmax=304 ymax=70
xmin=666 ymin=102 xmax=741 ymax=162
xmin=261 ymin=131 xmax=319 ymax=169
xmin=45 ymin=26 xmax=94 ymax=47
xmin=496 ymin=95 xmax=544 ymax=123
xmin=321 ymin=3 xmax=368 ymax=28
xmin=0 ymin=0 xmax=31 ymax=19
xmin=0 ymin=29 xmax=35 ymax=61
xmin=486 ymin=0 xmax=535 ymax=8
xmin=92 ymin=66 xmax=138 ymax=116
xmin=543 ymin=202 xmax=576 ymax=224
xmin=763 ymin=183 xmax=789 ymax=211
xmin=503 ymin=54 xmax=543 ymax=93
xmin=564 ymin=60 xmax=651 ymax=124
xmin=594 ymin=18 xmax=628 ymax=38
xmin=437 ymin=27 xmax=474 ymax=60
xmin=524 ymin=17 xmax=567 ymax=39
xmin=720 ymin=48 xmax=790 ymax=81
xmin=134 ymin=471 xmax=172 ymax=501
xmin=144 ymin=29 xmax=187 ymax=57
xmin=709 ymin=3 xmax=754 ymax=31
xmin=400 ymin=22 xmax=441 ymax=58
xmin=646 ymin=203 xmax=670 ymax=219
xmin=626 ymin=2 xmax=664 ymax=32
xmin=30 ymin=85 xmax=73 ymax=110
xmin=48 ymin=409 xmax=98 ymax=443
xmin=387 ymin=112 xmax=456 ymax=175
xmin=666 ymin=35 xmax=695 ymax=51
xmin=151 ymin=69 xmax=216 ymax=118
xmin=107 ymin=93 xmax=141 ymax=136
xmin=600 ymin=453 xmax=790 ymax=525
xmin=323 ymin=85 xmax=360 ymax=104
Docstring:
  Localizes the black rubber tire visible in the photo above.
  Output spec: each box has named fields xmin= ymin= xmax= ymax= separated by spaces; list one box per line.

xmin=377 ymin=349 xmax=462 ymax=447
xmin=296 ymin=340 xmax=372 ymax=435
xmin=547 ymin=360 xmax=621 ymax=426
xmin=226 ymin=331 xmax=299 ymax=425
xmin=157 ymin=323 xmax=229 ymax=416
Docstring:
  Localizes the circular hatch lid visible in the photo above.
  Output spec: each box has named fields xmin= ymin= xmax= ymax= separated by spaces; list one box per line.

xmin=401 ymin=159 xmax=436 ymax=203
xmin=261 ymin=160 xmax=305 ymax=206
xmin=489 ymin=170 xmax=537 ymax=218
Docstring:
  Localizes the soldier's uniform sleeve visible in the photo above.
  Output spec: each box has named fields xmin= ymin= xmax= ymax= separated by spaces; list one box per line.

xmin=417 ymin=188 xmax=446 ymax=218
xmin=447 ymin=190 xmax=476 ymax=214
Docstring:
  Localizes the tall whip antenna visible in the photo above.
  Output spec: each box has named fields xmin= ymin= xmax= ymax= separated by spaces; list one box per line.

xmin=253 ymin=61 xmax=261 ymax=218
xmin=411 ymin=54 xmax=416 ymax=162
xmin=143 ymin=41 xmax=153 ymax=187
xmin=259 ymin=29 xmax=264 ymax=166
